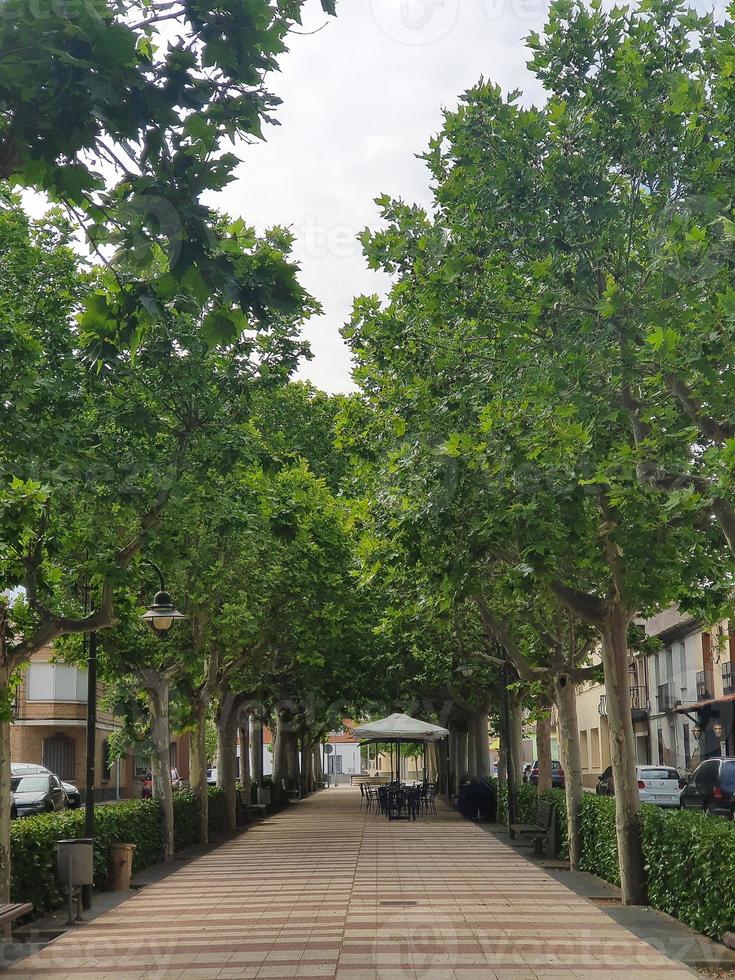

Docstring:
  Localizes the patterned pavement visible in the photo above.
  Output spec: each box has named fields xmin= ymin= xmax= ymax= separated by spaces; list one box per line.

xmin=7 ymin=788 xmax=694 ymax=979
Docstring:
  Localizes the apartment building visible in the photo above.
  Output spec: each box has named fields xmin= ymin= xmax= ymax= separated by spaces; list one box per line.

xmin=11 ymin=647 xmax=189 ymax=800
xmin=573 ymin=609 xmax=735 ymax=784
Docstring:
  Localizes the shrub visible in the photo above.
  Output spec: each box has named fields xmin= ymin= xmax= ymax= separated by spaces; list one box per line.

xmin=641 ymin=804 xmax=735 ymax=939
xmin=578 ymin=793 xmax=619 ymax=885
xmin=12 ymin=784 xmax=230 ymax=915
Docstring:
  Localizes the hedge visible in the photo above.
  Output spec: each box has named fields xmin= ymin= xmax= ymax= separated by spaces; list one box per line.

xmin=495 ymin=788 xmax=735 ymax=940
xmin=11 ymin=785 xmax=227 ymax=915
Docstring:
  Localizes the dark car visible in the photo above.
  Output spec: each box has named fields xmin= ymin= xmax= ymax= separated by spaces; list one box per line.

xmin=679 ymin=757 xmax=735 ymax=817
xmin=11 ymin=762 xmax=80 ymax=809
xmin=11 ymin=773 xmax=67 ymax=817
xmin=529 ymin=760 xmax=565 ymax=788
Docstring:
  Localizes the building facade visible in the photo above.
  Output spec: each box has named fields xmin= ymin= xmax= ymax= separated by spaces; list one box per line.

xmin=573 ymin=609 xmax=735 ymax=785
xmin=11 ymin=648 xmax=189 ymax=800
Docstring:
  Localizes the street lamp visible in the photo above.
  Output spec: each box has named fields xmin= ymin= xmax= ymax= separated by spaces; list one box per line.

xmin=141 ymin=561 xmax=187 ymax=637
xmin=456 ymin=663 xmax=475 ymax=677
xmin=693 ymin=724 xmax=703 ymax=740
xmin=713 ymin=721 xmax=724 ymax=740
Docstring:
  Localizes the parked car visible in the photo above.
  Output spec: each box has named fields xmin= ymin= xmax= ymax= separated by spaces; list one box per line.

xmin=11 ymin=762 xmax=81 ymax=809
xmin=680 ymin=757 xmax=735 ymax=817
xmin=207 ymin=767 xmax=218 ymax=786
xmin=636 ymin=765 xmax=684 ymax=807
xmin=529 ymin=760 xmax=565 ymax=788
xmin=11 ymin=772 xmax=67 ymax=817
xmin=596 ymin=765 xmax=685 ymax=807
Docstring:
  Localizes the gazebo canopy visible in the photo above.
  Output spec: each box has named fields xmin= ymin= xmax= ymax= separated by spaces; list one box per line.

xmin=353 ymin=713 xmax=448 ymax=743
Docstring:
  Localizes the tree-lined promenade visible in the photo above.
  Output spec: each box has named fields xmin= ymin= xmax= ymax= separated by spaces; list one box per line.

xmin=3 ymin=0 xmax=735 ymax=925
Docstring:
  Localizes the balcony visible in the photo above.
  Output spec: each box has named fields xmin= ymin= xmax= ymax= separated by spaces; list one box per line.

xmin=696 ymin=669 xmax=714 ymax=701
xmin=657 ymin=682 xmax=675 ymax=713
xmin=598 ymin=686 xmax=650 ymax=719
xmin=723 ymin=662 xmax=735 ymax=696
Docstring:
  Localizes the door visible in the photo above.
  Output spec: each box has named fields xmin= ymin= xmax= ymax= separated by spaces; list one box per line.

xmin=49 ymin=774 xmax=66 ymax=811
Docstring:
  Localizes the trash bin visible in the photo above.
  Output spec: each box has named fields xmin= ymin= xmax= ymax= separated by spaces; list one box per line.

xmin=107 ymin=843 xmax=136 ymax=891
xmin=57 ymin=838 xmax=94 ymax=887
xmin=257 ymin=786 xmax=271 ymax=806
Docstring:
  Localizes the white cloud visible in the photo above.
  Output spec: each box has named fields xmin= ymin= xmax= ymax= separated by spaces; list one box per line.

xmin=220 ymin=0 xmax=549 ymax=393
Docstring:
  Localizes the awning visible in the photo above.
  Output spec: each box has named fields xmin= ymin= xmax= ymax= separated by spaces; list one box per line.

xmin=353 ymin=713 xmax=449 ymax=743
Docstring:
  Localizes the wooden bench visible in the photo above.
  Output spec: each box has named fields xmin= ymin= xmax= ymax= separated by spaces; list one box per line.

xmin=0 ymin=902 xmax=32 ymax=939
xmin=242 ymin=803 xmax=267 ymax=819
xmin=510 ymin=799 xmax=556 ymax=855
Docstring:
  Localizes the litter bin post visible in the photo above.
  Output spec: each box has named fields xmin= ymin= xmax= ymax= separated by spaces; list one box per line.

xmin=57 ymin=838 xmax=94 ymax=925
xmin=108 ymin=843 xmax=136 ymax=891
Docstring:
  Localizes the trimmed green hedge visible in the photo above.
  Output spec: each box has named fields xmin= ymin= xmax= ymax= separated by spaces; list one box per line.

xmin=12 ymin=786 xmax=227 ymax=915
xmin=522 ymin=792 xmax=735 ymax=940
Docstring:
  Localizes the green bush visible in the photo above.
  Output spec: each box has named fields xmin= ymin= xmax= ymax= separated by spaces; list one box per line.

xmin=641 ymin=804 xmax=735 ymax=938
xmin=578 ymin=793 xmax=619 ymax=885
xmin=12 ymin=785 xmax=229 ymax=915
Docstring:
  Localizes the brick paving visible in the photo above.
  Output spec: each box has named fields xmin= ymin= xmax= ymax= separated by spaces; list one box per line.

xmin=7 ymin=788 xmax=694 ymax=979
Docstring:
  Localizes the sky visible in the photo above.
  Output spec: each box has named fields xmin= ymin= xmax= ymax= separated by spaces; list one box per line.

xmin=221 ymin=0 xmax=550 ymax=393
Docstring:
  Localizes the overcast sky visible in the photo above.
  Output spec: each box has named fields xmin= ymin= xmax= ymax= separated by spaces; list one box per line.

xmin=222 ymin=0 xmax=550 ymax=393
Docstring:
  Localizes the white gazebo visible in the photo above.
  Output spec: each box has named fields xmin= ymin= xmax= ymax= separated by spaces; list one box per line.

xmin=353 ymin=713 xmax=448 ymax=784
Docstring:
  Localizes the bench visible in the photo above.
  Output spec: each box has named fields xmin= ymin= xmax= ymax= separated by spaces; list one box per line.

xmin=0 ymin=902 xmax=32 ymax=939
xmin=242 ymin=803 xmax=267 ymax=819
xmin=510 ymin=799 xmax=556 ymax=856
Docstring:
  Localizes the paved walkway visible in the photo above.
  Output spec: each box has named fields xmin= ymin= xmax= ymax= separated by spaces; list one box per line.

xmin=8 ymin=789 xmax=694 ymax=979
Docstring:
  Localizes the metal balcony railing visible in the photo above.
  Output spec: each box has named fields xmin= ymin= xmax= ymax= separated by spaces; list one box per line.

xmin=657 ymin=683 xmax=675 ymax=713
xmin=696 ymin=669 xmax=714 ymax=701
xmin=598 ymin=686 xmax=650 ymax=717
xmin=723 ymin=662 xmax=735 ymax=696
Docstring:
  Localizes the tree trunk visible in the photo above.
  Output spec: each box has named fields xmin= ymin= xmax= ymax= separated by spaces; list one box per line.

xmin=0 ymin=662 xmax=11 ymax=904
xmin=313 ymin=742 xmax=323 ymax=786
xmin=508 ymin=691 xmax=524 ymax=789
xmin=555 ymin=672 xmax=583 ymax=870
xmin=190 ymin=700 xmax=209 ymax=845
xmin=250 ymin=713 xmax=263 ymax=786
xmin=536 ymin=706 xmax=552 ymax=793
xmin=467 ymin=723 xmax=478 ymax=781
xmin=474 ymin=712 xmax=493 ymax=779
xmin=142 ymin=671 xmax=174 ymax=861
xmin=286 ymin=730 xmax=300 ymax=792
xmin=457 ymin=729 xmax=468 ymax=785
xmin=272 ymin=706 xmax=290 ymax=804
xmin=216 ymin=691 xmax=239 ymax=832
xmin=239 ymin=716 xmax=251 ymax=804
xmin=601 ymin=606 xmax=646 ymax=905
xmin=300 ymin=737 xmax=313 ymax=795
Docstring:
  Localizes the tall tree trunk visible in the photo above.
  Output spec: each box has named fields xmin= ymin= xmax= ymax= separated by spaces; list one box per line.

xmin=239 ymin=715 xmax=251 ymax=804
xmin=457 ymin=729 xmax=468 ymax=785
xmin=190 ymin=700 xmax=209 ymax=845
xmin=555 ymin=672 xmax=583 ymax=870
xmin=313 ymin=742 xmax=323 ymax=786
xmin=601 ymin=606 xmax=646 ymax=905
xmin=474 ymin=712 xmax=493 ymax=779
xmin=300 ymin=737 xmax=313 ymax=795
xmin=467 ymin=723 xmax=478 ymax=781
xmin=216 ymin=691 xmax=239 ymax=832
xmin=250 ymin=712 xmax=263 ymax=786
xmin=536 ymin=706 xmax=552 ymax=793
xmin=508 ymin=691 xmax=524 ymax=789
xmin=272 ymin=706 xmax=290 ymax=804
xmin=142 ymin=671 xmax=174 ymax=861
xmin=286 ymin=730 xmax=300 ymax=792
xmin=0 ymin=661 xmax=11 ymax=903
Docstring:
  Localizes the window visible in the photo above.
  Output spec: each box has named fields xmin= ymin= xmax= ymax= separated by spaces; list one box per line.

xmin=328 ymin=755 xmax=343 ymax=774
xmin=580 ymin=731 xmax=589 ymax=769
xmin=590 ymin=727 xmax=600 ymax=769
xmin=27 ymin=663 xmax=87 ymax=702
xmin=683 ymin=724 xmax=691 ymax=770
xmin=657 ymin=728 xmax=665 ymax=766
xmin=42 ymin=734 xmax=75 ymax=780
xmin=101 ymin=738 xmax=112 ymax=781
xmin=134 ymin=753 xmax=150 ymax=778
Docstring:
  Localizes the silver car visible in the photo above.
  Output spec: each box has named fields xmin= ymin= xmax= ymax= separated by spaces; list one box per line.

xmin=636 ymin=765 xmax=683 ymax=807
